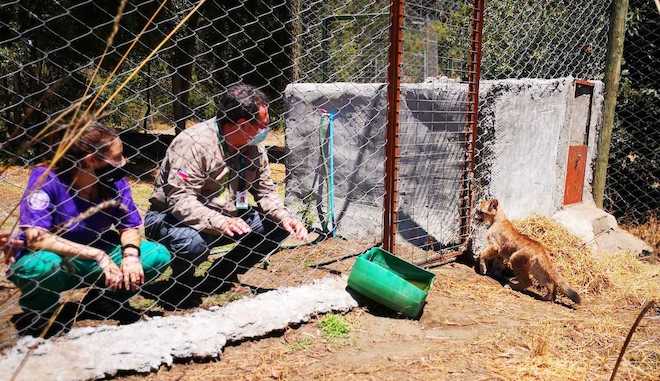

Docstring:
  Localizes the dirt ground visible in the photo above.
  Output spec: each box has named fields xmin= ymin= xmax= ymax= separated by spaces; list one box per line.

xmin=114 ymin=258 xmax=658 ymax=381
xmin=1 ymin=165 xmax=659 ymax=380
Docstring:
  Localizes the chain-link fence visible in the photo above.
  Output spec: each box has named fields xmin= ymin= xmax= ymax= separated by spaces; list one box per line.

xmin=474 ymin=0 xmax=658 ymax=227
xmin=605 ymin=0 xmax=659 ymax=224
xmin=0 ymin=0 xmax=656 ymax=363
xmin=471 ymin=0 xmax=613 ymax=228
xmin=393 ymin=0 xmax=477 ymax=263
xmin=0 ymin=0 xmax=485 ymax=350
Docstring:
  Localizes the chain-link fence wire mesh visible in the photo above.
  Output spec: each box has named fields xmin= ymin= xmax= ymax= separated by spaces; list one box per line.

xmin=604 ymin=0 xmax=659 ymax=224
xmin=0 ymin=0 xmax=388 ymax=346
xmin=470 ymin=0 xmax=612 ymax=222
xmin=480 ymin=0 xmax=613 ymax=80
xmin=473 ymin=0 xmax=657 ymax=227
xmin=0 ymin=0 xmax=484 ymax=350
xmin=393 ymin=0 xmax=475 ymax=263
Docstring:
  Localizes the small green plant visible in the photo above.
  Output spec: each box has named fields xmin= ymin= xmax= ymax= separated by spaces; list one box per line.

xmin=201 ymin=291 xmax=245 ymax=308
xmin=287 ymin=336 xmax=314 ymax=352
xmin=318 ymin=314 xmax=350 ymax=339
xmin=297 ymin=191 xmax=318 ymax=228
xmin=129 ymin=296 xmax=162 ymax=312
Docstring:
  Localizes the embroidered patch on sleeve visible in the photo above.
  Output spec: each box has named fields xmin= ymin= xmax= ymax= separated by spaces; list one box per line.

xmin=176 ymin=168 xmax=190 ymax=182
xmin=27 ymin=190 xmax=50 ymax=211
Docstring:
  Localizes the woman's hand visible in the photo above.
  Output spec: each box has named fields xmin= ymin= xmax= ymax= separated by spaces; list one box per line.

xmin=95 ymin=251 xmax=123 ymax=290
xmin=120 ymin=254 xmax=144 ymax=291
xmin=1 ymin=231 xmax=23 ymax=264
xmin=118 ymin=229 xmax=145 ymax=290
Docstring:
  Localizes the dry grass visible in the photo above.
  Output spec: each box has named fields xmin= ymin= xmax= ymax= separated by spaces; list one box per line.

xmin=513 ymin=215 xmax=659 ymax=308
xmin=513 ymin=215 xmax=612 ymax=296
xmin=481 ymin=313 xmax=658 ymax=381
xmin=480 ymin=216 xmax=660 ymax=380
xmin=118 ymin=255 xmax=659 ymax=381
xmin=597 ymin=251 xmax=660 ymax=307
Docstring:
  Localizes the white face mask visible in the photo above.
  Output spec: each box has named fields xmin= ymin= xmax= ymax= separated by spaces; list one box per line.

xmin=247 ymin=128 xmax=269 ymax=146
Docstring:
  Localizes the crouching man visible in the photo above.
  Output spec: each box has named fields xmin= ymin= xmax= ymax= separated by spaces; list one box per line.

xmin=145 ymin=84 xmax=307 ymax=309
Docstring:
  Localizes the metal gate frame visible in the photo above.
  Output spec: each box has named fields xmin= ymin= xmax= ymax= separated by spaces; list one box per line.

xmin=382 ymin=0 xmax=485 ymax=263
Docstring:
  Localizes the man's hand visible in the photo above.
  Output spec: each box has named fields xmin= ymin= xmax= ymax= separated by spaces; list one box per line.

xmin=220 ymin=217 xmax=252 ymax=237
xmin=120 ymin=255 xmax=144 ymax=291
xmin=1 ymin=231 xmax=23 ymax=264
xmin=281 ymin=217 xmax=308 ymax=241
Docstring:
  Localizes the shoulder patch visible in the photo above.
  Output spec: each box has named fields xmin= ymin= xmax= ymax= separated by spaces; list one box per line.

xmin=27 ymin=190 xmax=50 ymax=211
xmin=176 ymin=168 xmax=190 ymax=182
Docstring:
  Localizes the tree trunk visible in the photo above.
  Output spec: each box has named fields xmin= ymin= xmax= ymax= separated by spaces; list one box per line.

xmin=172 ymin=12 xmax=199 ymax=134
xmin=593 ymin=0 xmax=629 ymax=208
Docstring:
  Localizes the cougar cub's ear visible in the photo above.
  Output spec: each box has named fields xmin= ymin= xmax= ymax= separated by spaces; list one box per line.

xmin=489 ymin=199 xmax=499 ymax=212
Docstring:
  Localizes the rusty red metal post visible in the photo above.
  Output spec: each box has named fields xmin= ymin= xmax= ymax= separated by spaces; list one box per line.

xmin=382 ymin=0 xmax=405 ymax=253
xmin=459 ymin=0 xmax=485 ymax=250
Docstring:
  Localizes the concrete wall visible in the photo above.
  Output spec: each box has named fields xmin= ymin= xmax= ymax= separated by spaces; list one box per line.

xmin=284 ymin=77 xmax=604 ymax=247
xmin=284 ymin=83 xmax=389 ymax=241
xmin=475 ymin=78 xmax=604 ymax=220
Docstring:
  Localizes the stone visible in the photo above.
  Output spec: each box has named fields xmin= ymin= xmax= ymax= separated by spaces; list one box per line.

xmin=552 ymin=202 xmax=652 ymax=255
xmin=0 ymin=276 xmax=358 ymax=381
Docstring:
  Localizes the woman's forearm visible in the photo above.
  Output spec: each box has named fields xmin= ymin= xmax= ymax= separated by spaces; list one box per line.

xmin=24 ymin=228 xmax=104 ymax=261
xmin=119 ymin=228 xmax=141 ymax=256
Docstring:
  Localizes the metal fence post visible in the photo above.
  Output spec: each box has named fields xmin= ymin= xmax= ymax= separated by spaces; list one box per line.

xmin=459 ymin=0 xmax=485 ymax=251
xmin=383 ymin=0 xmax=405 ymax=253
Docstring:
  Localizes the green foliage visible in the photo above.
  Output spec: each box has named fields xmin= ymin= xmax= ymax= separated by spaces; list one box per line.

xmin=318 ymin=314 xmax=351 ymax=339
xmin=0 ymin=0 xmax=292 ymax=162
xmin=480 ymin=0 xmax=611 ymax=80
xmin=297 ymin=191 xmax=320 ymax=228
xmin=286 ymin=336 xmax=314 ymax=352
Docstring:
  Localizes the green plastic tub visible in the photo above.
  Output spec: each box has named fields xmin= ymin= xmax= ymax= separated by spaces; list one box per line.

xmin=347 ymin=247 xmax=436 ymax=319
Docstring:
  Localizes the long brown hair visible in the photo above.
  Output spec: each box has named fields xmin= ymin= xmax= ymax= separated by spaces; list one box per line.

xmin=51 ymin=117 xmax=119 ymax=199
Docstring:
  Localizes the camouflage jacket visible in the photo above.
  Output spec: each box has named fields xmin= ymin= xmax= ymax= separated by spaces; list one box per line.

xmin=149 ymin=118 xmax=290 ymax=234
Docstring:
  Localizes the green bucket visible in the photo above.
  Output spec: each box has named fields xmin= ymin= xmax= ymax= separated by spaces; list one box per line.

xmin=347 ymin=247 xmax=436 ymax=319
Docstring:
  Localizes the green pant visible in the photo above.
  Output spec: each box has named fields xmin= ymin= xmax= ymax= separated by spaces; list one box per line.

xmin=8 ymin=240 xmax=171 ymax=314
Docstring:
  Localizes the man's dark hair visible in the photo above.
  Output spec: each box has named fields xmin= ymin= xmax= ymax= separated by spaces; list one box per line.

xmin=216 ymin=83 xmax=269 ymax=126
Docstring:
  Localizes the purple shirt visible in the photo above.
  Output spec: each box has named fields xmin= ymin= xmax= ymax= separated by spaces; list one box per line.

xmin=17 ymin=166 xmax=142 ymax=252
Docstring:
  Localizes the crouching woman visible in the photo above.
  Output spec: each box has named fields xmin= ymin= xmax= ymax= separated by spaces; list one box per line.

xmin=7 ymin=120 xmax=171 ymax=335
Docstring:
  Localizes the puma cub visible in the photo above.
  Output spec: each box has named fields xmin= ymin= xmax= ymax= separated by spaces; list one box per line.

xmin=475 ymin=199 xmax=581 ymax=304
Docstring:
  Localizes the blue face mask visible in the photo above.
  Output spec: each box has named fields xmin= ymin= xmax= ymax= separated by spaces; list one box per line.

xmin=247 ymin=128 xmax=269 ymax=146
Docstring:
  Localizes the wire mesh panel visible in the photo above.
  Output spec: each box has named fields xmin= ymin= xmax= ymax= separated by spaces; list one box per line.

xmin=392 ymin=0 xmax=477 ymax=262
xmin=0 ymin=0 xmax=399 ymax=348
xmin=480 ymin=0 xmax=612 ymax=80
xmin=0 ymin=0 xmax=486 ymax=351
xmin=295 ymin=1 xmax=391 ymax=83
xmin=472 ymin=0 xmax=614 ymax=224
xmin=604 ymin=0 xmax=659 ymax=223
xmin=285 ymin=1 xmax=391 ymax=246
xmin=475 ymin=0 xmax=657 ymax=228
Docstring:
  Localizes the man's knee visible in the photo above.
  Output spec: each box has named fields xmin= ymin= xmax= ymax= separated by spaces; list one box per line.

xmin=168 ymin=227 xmax=209 ymax=263
xmin=144 ymin=211 xmax=165 ymax=241
xmin=237 ymin=224 xmax=288 ymax=256
xmin=244 ymin=211 xmax=288 ymax=243
xmin=261 ymin=218 xmax=290 ymax=244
